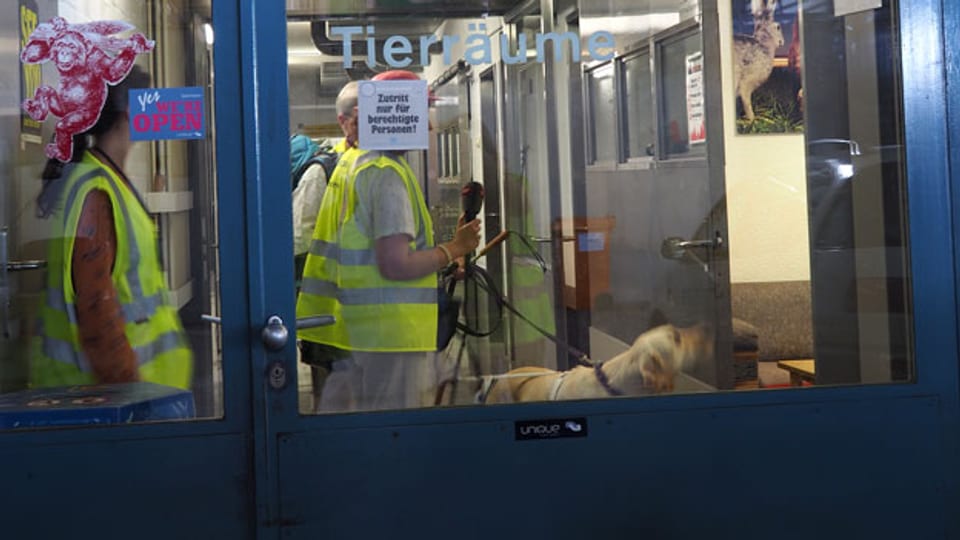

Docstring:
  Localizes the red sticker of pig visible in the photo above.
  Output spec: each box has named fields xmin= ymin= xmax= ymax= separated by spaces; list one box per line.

xmin=20 ymin=17 xmax=154 ymax=162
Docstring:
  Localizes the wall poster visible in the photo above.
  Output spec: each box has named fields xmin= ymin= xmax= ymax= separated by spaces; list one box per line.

xmin=731 ymin=0 xmax=803 ymax=134
xmin=686 ymin=51 xmax=706 ymax=145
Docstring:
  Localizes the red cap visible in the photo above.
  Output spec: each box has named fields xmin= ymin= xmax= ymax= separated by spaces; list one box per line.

xmin=372 ymin=69 xmax=420 ymax=81
xmin=372 ymin=69 xmax=436 ymax=103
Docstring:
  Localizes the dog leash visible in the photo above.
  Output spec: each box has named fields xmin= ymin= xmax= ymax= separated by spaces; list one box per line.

xmin=466 ymin=263 xmax=595 ymax=368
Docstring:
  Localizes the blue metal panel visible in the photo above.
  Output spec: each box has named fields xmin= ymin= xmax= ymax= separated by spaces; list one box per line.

xmin=0 ymin=433 xmax=253 ymax=539
xmin=277 ymin=396 xmax=944 ymax=539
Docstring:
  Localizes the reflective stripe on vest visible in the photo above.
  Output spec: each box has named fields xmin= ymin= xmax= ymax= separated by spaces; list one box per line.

xmin=34 ymin=151 xmax=192 ymax=389
xmin=297 ymin=149 xmax=438 ymax=351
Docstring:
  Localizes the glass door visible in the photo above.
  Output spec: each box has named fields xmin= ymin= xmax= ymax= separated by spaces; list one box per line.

xmin=1 ymin=1 xmax=259 ymax=537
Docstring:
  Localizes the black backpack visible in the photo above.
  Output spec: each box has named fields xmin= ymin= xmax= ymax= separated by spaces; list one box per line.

xmin=291 ymin=150 xmax=339 ymax=191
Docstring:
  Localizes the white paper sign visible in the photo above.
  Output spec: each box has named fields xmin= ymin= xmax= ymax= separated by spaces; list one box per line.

xmin=686 ymin=52 xmax=706 ymax=145
xmin=357 ymin=80 xmax=429 ymax=150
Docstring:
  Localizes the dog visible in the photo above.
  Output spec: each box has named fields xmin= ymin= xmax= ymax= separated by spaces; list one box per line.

xmin=480 ymin=323 xmax=713 ymax=404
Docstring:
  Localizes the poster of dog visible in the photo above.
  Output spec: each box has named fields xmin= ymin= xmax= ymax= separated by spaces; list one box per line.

xmin=732 ymin=0 xmax=803 ymax=134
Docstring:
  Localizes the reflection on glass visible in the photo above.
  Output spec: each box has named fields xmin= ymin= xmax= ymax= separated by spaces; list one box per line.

xmin=1 ymin=3 xmax=221 ymax=429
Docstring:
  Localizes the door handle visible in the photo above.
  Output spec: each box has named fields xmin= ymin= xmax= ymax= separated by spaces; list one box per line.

xmin=660 ymin=235 xmax=722 ymax=260
xmin=296 ymin=315 xmax=335 ymax=329
xmin=6 ymin=260 xmax=46 ymax=272
xmin=201 ymin=314 xmax=335 ymax=351
xmin=660 ymin=234 xmax=724 ymax=274
xmin=0 ymin=229 xmax=43 ymax=338
xmin=262 ymin=315 xmax=335 ymax=350
xmin=261 ymin=315 xmax=289 ymax=351
xmin=529 ymin=236 xmax=575 ymax=243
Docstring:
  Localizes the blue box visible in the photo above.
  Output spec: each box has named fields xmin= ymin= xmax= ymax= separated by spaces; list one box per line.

xmin=0 ymin=382 xmax=196 ymax=429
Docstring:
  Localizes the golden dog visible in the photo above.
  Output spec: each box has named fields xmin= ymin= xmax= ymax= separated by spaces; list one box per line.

xmin=481 ymin=324 xmax=713 ymax=403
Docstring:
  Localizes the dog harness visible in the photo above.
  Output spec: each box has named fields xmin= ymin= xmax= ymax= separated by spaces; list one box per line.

xmin=548 ymin=371 xmax=568 ymax=401
xmin=593 ymin=362 xmax=626 ymax=396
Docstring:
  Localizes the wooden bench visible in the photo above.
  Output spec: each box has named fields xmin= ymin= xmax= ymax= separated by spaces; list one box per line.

xmin=776 ymin=359 xmax=816 ymax=386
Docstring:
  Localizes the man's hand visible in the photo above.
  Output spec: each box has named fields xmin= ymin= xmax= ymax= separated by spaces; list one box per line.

xmin=448 ymin=213 xmax=481 ymax=260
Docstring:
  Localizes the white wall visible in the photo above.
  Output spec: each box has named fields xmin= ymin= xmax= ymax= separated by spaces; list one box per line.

xmin=717 ymin=0 xmax=811 ymax=284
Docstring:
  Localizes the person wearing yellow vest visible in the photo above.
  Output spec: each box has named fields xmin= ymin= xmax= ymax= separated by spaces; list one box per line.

xmin=32 ymin=65 xmax=193 ymax=389
xmin=296 ymin=80 xmax=363 ymax=407
xmin=297 ymin=70 xmax=480 ymax=412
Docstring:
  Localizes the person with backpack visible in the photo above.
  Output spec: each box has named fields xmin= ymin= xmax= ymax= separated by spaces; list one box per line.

xmin=290 ymin=133 xmax=339 ymax=284
xmin=293 ymin=81 xmax=362 ymax=410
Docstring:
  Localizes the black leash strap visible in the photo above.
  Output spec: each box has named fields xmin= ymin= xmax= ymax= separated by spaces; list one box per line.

xmin=467 ymin=264 xmax=594 ymax=368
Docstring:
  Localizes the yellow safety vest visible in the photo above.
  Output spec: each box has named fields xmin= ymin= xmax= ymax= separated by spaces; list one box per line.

xmin=33 ymin=151 xmax=193 ymax=389
xmin=332 ymin=138 xmax=350 ymax=155
xmin=297 ymin=150 xmax=438 ymax=351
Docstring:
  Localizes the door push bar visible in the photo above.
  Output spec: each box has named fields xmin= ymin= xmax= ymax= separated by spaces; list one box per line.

xmin=1 ymin=228 xmax=47 ymax=338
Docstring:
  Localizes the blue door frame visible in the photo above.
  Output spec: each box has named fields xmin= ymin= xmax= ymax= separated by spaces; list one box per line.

xmin=1 ymin=0 xmax=959 ymax=538
xmin=0 ymin=1 xmax=259 ymax=538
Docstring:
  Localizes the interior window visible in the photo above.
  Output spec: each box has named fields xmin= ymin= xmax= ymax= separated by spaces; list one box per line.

xmin=586 ymin=63 xmax=617 ymax=164
xmin=622 ymin=50 xmax=655 ymax=160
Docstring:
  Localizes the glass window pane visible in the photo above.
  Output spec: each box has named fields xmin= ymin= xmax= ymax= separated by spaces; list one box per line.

xmin=2 ymin=0 xmax=222 ymax=429
xmin=287 ymin=0 xmax=914 ymax=415
xmin=623 ymin=51 xmax=655 ymax=159
xmin=587 ymin=64 xmax=617 ymax=164
xmin=658 ymin=30 xmax=706 ymax=159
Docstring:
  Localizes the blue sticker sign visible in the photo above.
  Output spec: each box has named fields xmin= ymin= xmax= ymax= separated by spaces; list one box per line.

xmin=129 ymin=86 xmax=205 ymax=141
xmin=578 ymin=232 xmax=606 ymax=252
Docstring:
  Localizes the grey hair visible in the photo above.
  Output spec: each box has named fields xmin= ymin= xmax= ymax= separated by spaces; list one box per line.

xmin=336 ymin=81 xmax=359 ymax=117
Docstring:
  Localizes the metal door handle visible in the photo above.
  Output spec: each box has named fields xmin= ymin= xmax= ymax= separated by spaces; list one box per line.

xmin=261 ymin=315 xmax=288 ymax=351
xmin=201 ymin=314 xmax=335 ymax=329
xmin=261 ymin=315 xmax=336 ymax=350
xmin=6 ymin=260 xmax=46 ymax=271
xmin=660 ymin=234 xmax=724 ymax=274
xmin=296 ymin=315 xmax=335 ymax=329
xmin=529 ymin=236 xmax=575 ymax=243
xmin=660 ymin=236 xmax=722 ymax=260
